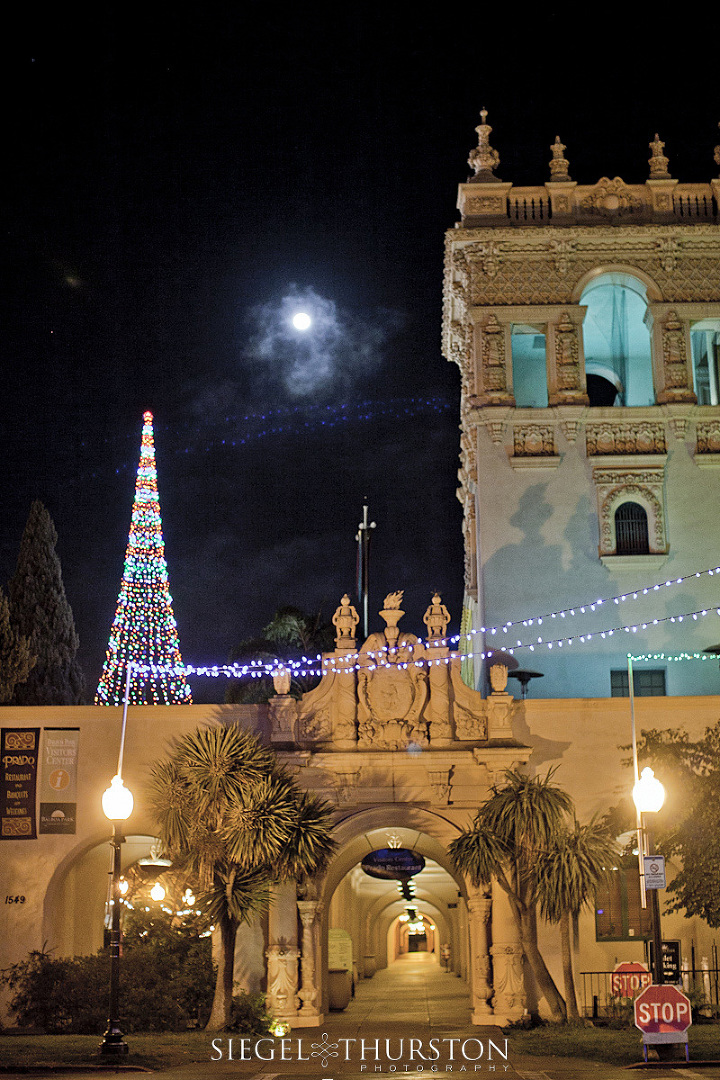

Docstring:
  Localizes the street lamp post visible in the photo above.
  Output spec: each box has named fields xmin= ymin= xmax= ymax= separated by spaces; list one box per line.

xmin=632 ymin=766 xmax=666 ymax=985
xmin=100 ymin=774 xmax=134 ymax=1055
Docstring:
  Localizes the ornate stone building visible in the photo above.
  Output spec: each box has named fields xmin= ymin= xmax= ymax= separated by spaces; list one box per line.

xmin=3 ymin=119 xmax=720 ymax=1032
xmin=263 ymin=589 xmax=531 ymax=1025
xmin=443 ymin=113 xmax=720 ymax=697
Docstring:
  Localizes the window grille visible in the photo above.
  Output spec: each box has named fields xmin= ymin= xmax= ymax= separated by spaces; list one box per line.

xmin=615 ymin=502 xmax=649 ymax=555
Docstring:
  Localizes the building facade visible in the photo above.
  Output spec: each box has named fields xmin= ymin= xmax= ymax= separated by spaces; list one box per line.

xmin=443 ymin=114 xmax=720 ymax=697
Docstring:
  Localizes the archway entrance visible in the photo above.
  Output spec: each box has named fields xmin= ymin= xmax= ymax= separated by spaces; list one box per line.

xmin=316 ymin=814 xmax=473 ymax=1017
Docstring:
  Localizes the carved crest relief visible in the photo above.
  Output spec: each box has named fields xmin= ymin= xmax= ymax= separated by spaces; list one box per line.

xmin=357 ymin=635 xmax=429 ymax=750
xmin=586 ymin=423 xmax=666 ymax=456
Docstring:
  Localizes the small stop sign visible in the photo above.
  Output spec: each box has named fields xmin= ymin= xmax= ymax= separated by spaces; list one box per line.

xmin=634 ymin=985 xmax=692 ymax=1034
xmin=612 ymin=961 xmax=651 ymax=997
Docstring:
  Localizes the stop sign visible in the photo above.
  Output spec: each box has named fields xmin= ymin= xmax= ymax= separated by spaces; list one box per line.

xmin=611 ymin=961 xmax=651 ymax=997
xmin=634 ymin=984 xmax=692 ymax=1034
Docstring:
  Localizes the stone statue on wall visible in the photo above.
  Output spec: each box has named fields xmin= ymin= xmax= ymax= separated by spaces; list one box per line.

xmin=332 ymin=594 xmax=359 ymax=647
xmin=423 ymin=592 xmax=451 ymax=641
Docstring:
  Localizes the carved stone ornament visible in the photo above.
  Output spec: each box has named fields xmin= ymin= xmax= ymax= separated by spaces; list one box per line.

xmin=491 ymin=942 xmax=527 ymax=1019
xmin=560 ymin=417 xmax=581 ymax=443
xmin=423 ymin=593 xmax=451 ymax=641
xmin=298 ymin=674 xmax=335 ymax=743
xmin=513 ymin=425 xmax=556 ymax=457
xmin=334 ymin=770 xmax=361 ymax=806
xmin=657 ymin=237 xmax=680 ymax=273
xmin=697 ymin=421 xmax=720 ymax=453
xmin=580 ymin=177 xmax=644 ymax=216
xmin=662 ymin=310 xmax=690 ymax=391
xmin=272 ymin=666 xmax=292 ymax=696
xmin=594 ymin=469 xmax=667 ymax=556
xmin=549 ymin=135 xmax=570 ymax=182
xmin=549 ymin=238 xmax=576 ymax=277
xmin=648 ymin=133 xmax=671 ymax=179
xmin=427 ymin=767 xmax=453 ymax=804
xmin=485 ymin=418 xmax=507 ymax=445
xmin=269 ymin=694 xmax=298 ymax=742
xmin=454 ymin=704 xmax=488 ymax=741
xmin=332 ymin=593 xmax=359 ymax=648
xmin=481 ymin=315 xmax=509 ymax=393
xmin=586 ymin=422 xmax=666 ymax=456
xmin=265 ymin=944 xmax=300 ymax=1017
xmin=468 ymin=108 xmax=501 ymax=181
xmin=357 ymin=621 xmax=429 ymax=749
xmin=467 ymin=241 xmax=503 ymax=278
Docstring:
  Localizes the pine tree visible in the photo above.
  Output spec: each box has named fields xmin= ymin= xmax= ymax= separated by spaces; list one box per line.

xmin=8 ymin=501 xmax=85 ymax=705
xmin=96 ymin=411 xmax=191 ymax=705
xmin=0 ymin=587 xmax=35 ymax=703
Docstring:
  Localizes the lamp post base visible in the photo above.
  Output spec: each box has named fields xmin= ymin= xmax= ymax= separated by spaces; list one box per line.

xmin=99 ymin=1023 xmax=129 ymax=1056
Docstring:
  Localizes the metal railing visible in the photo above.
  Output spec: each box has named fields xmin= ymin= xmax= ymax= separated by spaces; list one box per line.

xmin=581 ymin=963 xmax=720 ymax=1018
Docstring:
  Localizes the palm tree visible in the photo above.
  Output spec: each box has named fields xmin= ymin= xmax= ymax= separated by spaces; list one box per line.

xmin=536 ymin=817 xmax=617 ymax=1020
xmin=148 ymin=724 xmax=335 ymax=1030
xmin=449 ymin=767 xmax=572 ymax=1022
xmin=226 ymin=606 xmax=335 ymax=704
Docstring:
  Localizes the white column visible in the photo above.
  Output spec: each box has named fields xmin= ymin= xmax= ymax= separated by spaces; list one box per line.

xmin=489 ymin=878 xmax=526 ymax=1023
xmin=467 ymin=891 xmax=494 ymax=1023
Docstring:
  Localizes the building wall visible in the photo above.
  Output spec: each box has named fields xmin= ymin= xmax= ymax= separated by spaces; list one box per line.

xmin=443 ymin=137 xmax=720 ymax=699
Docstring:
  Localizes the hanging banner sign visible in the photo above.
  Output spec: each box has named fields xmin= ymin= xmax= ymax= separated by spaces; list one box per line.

xmin=1 ymin=728 xmax=40 ymax=839
xmin=361 ymin=848 xmax=426 ymax=880
xmin=39 ymin=729 xmax=79 ymax=834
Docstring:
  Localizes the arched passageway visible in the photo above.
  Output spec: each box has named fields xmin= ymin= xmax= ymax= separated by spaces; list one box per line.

xmin=324 ymin=951 xmax=472 ymax=1033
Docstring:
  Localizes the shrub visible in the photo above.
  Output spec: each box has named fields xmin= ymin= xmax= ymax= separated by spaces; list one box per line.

xmin=1 ymin=930 xmax=215 ymax=1033
xmin=227 ymin=991 xmax=274 ymax=1036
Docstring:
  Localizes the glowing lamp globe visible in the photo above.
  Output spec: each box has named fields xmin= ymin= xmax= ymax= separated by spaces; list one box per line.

xmin=632 ymin=767 xmax=665 ymax=814
xmin=102 ymin=775 xmax=134 ymax=820
xmin=292 ymin=312 xmax=312 ymax=330
xmin=150 ymin=883 xmax=166 ymax=902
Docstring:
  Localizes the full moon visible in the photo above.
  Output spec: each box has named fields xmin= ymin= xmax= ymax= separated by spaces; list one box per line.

xmin=292 ymin=312 xmax=312 ymax=331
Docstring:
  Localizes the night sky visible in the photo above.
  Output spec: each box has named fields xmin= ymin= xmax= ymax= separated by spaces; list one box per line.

xmin=2 ymin=10 xmax=718 ymax=702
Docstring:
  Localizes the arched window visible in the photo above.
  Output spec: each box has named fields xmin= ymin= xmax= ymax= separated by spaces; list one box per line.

xmin=580 ymin=273 xmax=654 ymax=407
xmin=615 ymin=502 xmax=649 ymax=555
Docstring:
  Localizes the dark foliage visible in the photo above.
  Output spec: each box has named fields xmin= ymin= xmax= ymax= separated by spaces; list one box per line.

xmin=8 ymin=501 xmax=84 ymax=704
xmin=624 ymin=723 xmax=720 ymax=927
xmin=2 ymin=927 xmax=214 ymax=1033
xmin=225 ymin=606 xmax=335 ymax=703
xmin=0 ymin=586 xmax=34 ymax=703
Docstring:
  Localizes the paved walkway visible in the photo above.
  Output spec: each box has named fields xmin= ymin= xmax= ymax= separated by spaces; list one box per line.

xmin=1 ymin=954 xmax=716 ymax=1079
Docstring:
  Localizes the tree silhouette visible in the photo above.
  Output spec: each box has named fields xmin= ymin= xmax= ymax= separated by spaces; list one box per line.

xmin=8 ymin=501 xmax=84 ymax=705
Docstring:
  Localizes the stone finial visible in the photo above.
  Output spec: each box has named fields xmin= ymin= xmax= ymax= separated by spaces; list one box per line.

xmin=332 ymin=593 xmax=359 ymax=648
xmin=423 ymin=592 xmax=451 ymax=641
xmin=549 ymin=136 xmax=571 ymax=181
xmin=714 ymin=122 xmax=720 ymax=176
xmin=379 ymin=591 xmax=405 ymax=647
xmin=272 ymin=666 xmax=291 ymax=696
xmin=468 ymin=107 xmax=501 ymax=182
xmin=649 ymin=133 xmax=671 ymax=179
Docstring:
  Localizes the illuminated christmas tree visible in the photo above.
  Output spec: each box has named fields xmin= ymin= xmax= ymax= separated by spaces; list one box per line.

xmin=96 ymin=412 xmax=192 ymax=705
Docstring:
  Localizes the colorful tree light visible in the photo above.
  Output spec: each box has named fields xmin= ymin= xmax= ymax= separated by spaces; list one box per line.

xmin=95 ymin=412 xmax=192 ymax=706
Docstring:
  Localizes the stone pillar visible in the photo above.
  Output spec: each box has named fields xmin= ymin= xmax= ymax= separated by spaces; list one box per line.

xmin=647 ymin=306 xmax=696 ymax=404
xmin=333 ymin=651 xmax=358 ymax=749
xmin=266 ymin=881 xmax=299 ymax=1023
xmin=473 ymin=314 xmax=515 ymax=406
xmin=546 ymin=308 xmax=589 ymax=406
xmin=467 ymin=891 xmax=493 ymax=1023
xmin=489 ymin=878 xmax=526 ymax=1023
xmin=296 ymin=899 xmax=323 ymax=1025
xmin=268 ymin=694 xmax=298 ymax=745
xmin=265 ymin=943 xmax=300 ymax=1022
xmin=427 ymin=645 xmax=452 ymax=745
